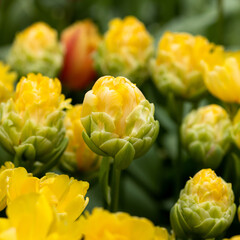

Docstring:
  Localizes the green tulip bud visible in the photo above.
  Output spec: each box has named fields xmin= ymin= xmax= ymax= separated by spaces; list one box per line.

xmin=181 ymin=104 xmax=232 ymax=169
xmin=170 ymin=169 xmax=236 ymax=239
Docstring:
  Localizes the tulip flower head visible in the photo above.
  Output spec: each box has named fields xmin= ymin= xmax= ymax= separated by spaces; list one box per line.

xmin=0 ymin=62 xmax=17 ymax=102
xmin=0 ymin=162 xmax=89 ymax=223
xmin=78 ymin=208 xmax=174 ymax=240
xmin=81 ymin=76 xmax=159 ymax=169
xmin=8 ymin=22 xmax=63 ymax=77
xmin=60 ymin=20 xmax=101 ymax=90
xmin=95 ymin=16 xmax=154 ymax=85
xmin=0 ymin=193 xmax=83 ymax=240
xmin=170 ymin=169 xmax=236 ymax=239
xmin=0 ymin=73 xmax=71 ymax=174
xmin=181 ymin=104 xmax=232 ymax=169
xmin=202 ymin=50 xmax=240 ymax=103
xmin=62 ymin=104 xmax=100 ymax=172
xmin=151 ymin=32 xmax=219 ymax=99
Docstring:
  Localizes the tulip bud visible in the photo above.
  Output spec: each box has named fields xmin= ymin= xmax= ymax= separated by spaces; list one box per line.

xmin=0 ymin=61 xmax=17 ymax=103
xmin=8 ymin=22 xmax=63 ymax=78
xmin=81 ymin=76 xmax=159 ymax=169
xmin=61 ymin=104 xmax=100 ymax=172
xmin=202 ymin=50 xmax=240 ymax=103
xmin=60 ymin=20 xmax=101 ymax=90
xmin=78 ymin=208 xmax=174 ymax=240
xmin=0 ymin=73 xmax=71 ymax=174
xmin=95 ymin=16 xmax=154 ymax=86
xmin=170 ymin=169 xmax=236 ymax=239
xmin=150 ymin=32 xmax=219 ymax=99
xmin=181 ymin=104 xmax=232 ymax=169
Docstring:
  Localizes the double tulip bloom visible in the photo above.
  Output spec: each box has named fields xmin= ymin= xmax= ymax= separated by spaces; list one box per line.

xmin=181 ymin=104 xmax=232 ymax=168
xmin=171 ymin=169 xmax=236 ymax=239
xmin=0 ymin=73 xmax=70 ymax=174
xmin=81 ymin=76 xmax=159 ymax=169
xmin=95 ymin=16 xmax=154 ymax=86
xmin=78 ymin=208 xmax=174 ymax=240
xmin=0 ymin=162 xmax=89 ymax=240
xmin=8 ymin=22 xmax=63 ymax=78
xmin=151 ymin=32 xmax=218 ymax=99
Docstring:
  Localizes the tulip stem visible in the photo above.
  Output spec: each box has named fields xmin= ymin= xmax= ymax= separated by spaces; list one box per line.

xmin=110 ymin=160 xmax=121 ymax=212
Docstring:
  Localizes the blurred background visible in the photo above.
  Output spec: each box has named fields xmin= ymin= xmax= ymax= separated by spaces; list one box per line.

xmin=1 ymin=0 xmax=240 ymax=236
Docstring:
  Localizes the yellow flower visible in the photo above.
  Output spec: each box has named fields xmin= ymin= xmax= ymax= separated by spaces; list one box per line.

xmin=151 ymin=32 xmax=219 ymax=99
xmin=78 ymin=208 xmax=173 ymax=240
xmin=202 ymin=50 xmax=240 ymax=103
xmin=15 ymin=73 xmax=71 ymax=123
xmin=0 ymin=162 xmax=89 ymax=222
xmin=0 ymin=193 xmax=83 ymax=240
xmin=14 ymin=22 xmax=57 ymax=55
xmin=40 ymin=173 xmax=89 ymax=222
xmin=0 ymin=162 xmax=15 ymax=211
xmin=224 ymin=236 xmax=240 ymax=240
xmin=81 ymin=76 xmax=159 ymax=168
xmin=95 ymin=16 xmax=153 ymax=85
xmin=170 ymin=169 xmax=236 ymax=239
xmin=189 ymin=169 xmax=232 ymax=210
xmin=0 ymin=73 xmax=71 ymax=174
xmin=82 ymin=76 xmax=145 ymax=137
xmin=8 ymin=22 xmax=63 ymax=77
xmin=6 ymin=167 xmax=39 ymax=204
xmin=0 ymin=62 xmax=17 ymax=102
xmin=105 ymin=16 xmax=153 ymax=59
xmin=63 ymin=104 xmax=100 ymax=171
xmin=181 ymin=104 xmax=232 ymax=168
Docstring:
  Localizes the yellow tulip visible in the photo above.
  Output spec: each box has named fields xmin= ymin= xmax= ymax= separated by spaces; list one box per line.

xmin=95 ymin=16 xmax=153 ymax=85
xmin=78 ymin=208 xmax=174 ymax=240
xmin=0 ymin=61 xmax=17 ymax=102
xmin=202 ymin=50 xmax=240 ymax=103
xmin=0 ymin=193 xmax=83 ymax=240
xmin=0 ymin=162 xmax=89 ymax=223
xmin=151 ymin=32 xmax=220 ymax=99
xmin=8 ymin=22 xmax=63 ymax=77
xmin=62 ymin=104 xmax=100 ymax=172
xmin=181 ymin=104 xmax=232 ymax=168
xmin=81 ymin=76 xmax=159 ymax=168
xmin=189 ymin=169 xmax=233 ymax=210
xmin=0 ymin=73 xmax=71 ymax=173
xmin=40 ymin=173 xmax=89 ymax=222
xmin=0 ymin=162 xmax=15 ymax=211
xmin=15 ymin=73 xmax=70 ymax=123
xmin=170 ymin=169 xmax=236 ymax=239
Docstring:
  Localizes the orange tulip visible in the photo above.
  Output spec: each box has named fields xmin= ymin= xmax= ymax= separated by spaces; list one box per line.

xmin=60 ymin=20 xmax=101 ymax=90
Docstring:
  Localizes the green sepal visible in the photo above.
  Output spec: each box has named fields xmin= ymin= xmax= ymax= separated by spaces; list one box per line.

xmin=114 ymin=141 xmax=135 ymax=170
xmin=82 ymin=131 xmax=108 ymax=157
xmin=33 ymin=137 xmax=69 ymax=177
